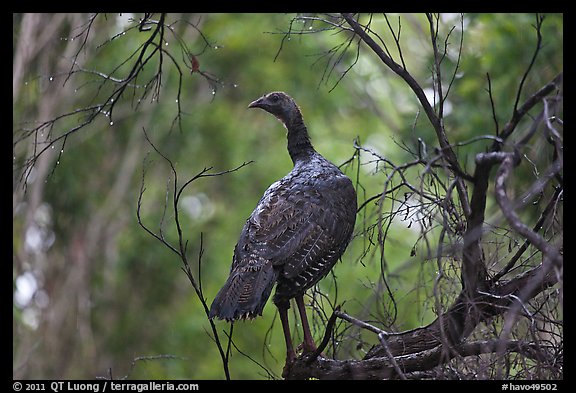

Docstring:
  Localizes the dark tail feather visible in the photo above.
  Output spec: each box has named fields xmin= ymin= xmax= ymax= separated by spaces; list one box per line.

xmin=209 ymin=261 xmax=277 ymax=321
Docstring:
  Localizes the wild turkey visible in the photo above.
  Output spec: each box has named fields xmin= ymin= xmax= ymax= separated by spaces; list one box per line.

xmin=209 ymin=91 xmax=357 ymax=374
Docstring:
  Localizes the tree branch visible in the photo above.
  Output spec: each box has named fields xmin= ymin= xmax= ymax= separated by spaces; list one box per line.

xmin=136 ymin=128 xmax=253 ymax=380
xmin=461 ymin=72 xmax=562 ymax=299
xmin=494 ymin=154 xmax=562 ymax=269
xmin=498 ymin=73 xmax=562 ymax=145
xmin=342 ymin=13 xmax=471 ymax=220
xmin=288 ymin=338 xmax=553 ymax=380
xmin=285 ymin=256 xmax=559 ymax=380
xmin=492 ymin=185 xmax=563 ymax=282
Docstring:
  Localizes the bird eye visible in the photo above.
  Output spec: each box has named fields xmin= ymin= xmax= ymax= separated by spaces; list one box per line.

xmin=269 ymin=94 xmax=280 ymax=102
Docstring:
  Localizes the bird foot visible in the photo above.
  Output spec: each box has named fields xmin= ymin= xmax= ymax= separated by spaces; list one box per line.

xmin=297 ymin=341 xmax=325 ymax=358
xmin=283 ymin=343 xmax=328 ymax=379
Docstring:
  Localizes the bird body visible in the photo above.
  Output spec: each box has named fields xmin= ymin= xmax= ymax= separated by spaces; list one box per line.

xmin=209 ymin=92 xmax=356 ymax=373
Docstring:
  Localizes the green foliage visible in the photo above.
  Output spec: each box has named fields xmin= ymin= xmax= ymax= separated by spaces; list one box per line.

xmin=13 ymin=13 xmax=562 ymax=379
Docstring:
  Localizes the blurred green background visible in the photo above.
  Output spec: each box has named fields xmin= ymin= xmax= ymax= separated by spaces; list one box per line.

xmin=13 ymin=13 xmax=562 ymax=379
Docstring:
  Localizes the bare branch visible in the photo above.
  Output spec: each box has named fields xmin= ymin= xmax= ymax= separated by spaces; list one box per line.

xmin=492 ymin=186 xmax=562 ymax=281
xmin=499 ymin=73 xmax=563 ymax=145
xmin=494 ymin=154 xmax=562 ymax=268
xmin=307 ymin=306 xmax=341 ymax=363
xmin=486 ymin=73 xmax=500 ymax=136
xmin=426 ymin=13 xmax=445 ymax=117
xmin=383 ymin=14 xmax=406 ymax=70
xmin=14 ymin=13 xmax=227 ymax=190
xmin=96 ymin=354 xmax=186 ymax=380
xmin=289 ymin=337 xmax=555 ymax=380
xmin=136 ymin=127 xmax=254 ymax=380
xmin=512 ymin=14 xmax=544 ymax=116
xmin=342 ymin=13 xmax=471 ymax=220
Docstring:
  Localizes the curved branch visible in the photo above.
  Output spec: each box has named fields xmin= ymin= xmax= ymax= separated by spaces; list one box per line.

xmin=136 ymin=128 xmax=253 ymax=380
xmin=288 ymin=338 xmax=552 ymax=380
xmin=498 ymin=73 xmax=563 ymax=145
xmin=494 ymin=154 xmax=562 ymax=268
xmin=284 ymin=258 xmax=558 ymax=380
xmin=14 ymin=13 xmax=202 ymax=189
xmin=461 ymin=72 xmax=562 ymax=294
xmin=492 ymin=185 xmax=563 ymax=282
xmin=341 ymin=13 xmax=471 ymax=220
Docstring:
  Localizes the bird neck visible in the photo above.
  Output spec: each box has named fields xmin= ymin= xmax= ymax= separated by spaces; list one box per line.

xmin=285 ymin=114 xmax=315 ymax=164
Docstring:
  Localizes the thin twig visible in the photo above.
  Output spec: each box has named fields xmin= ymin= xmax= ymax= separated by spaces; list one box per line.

xmin=342 ymin=13 xmax=471 ymax=220
xmin=307 ymin=305 xmax=340 ymax=363
xmin=486 ymin=73 xmax=500 ymax=136
xmin=494 ymin=155 xmax=562 ymax=267
xmin=492 ymin=186 xmax=563 ymax=282
xmin=334 ymin=309 xmax=392 ymax=337
xmin=378 ymin=332 xmax=407 ymax=380
xmin=137 ymin=127 xmax=253 ymax=380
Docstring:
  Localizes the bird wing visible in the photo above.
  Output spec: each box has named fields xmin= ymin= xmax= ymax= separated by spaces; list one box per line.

xmin=233 ymin=175 xmax=355 ymax=281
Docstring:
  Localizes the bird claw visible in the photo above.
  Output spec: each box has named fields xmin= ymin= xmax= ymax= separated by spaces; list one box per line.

xmin=297 ymin=340 xmax=317 ymax=353
xmin=283 ymin=347 xmax=327 ymax=379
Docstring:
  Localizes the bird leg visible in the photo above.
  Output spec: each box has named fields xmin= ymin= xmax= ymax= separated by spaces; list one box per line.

xmin=295 ymin=295 xmax=317 ymax=353
xmin=278 ymin=301 xmax=296 ymax=377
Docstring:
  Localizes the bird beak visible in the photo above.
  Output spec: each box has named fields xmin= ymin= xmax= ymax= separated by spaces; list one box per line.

xmin=248 ymin=97 xmax=264 ymax=109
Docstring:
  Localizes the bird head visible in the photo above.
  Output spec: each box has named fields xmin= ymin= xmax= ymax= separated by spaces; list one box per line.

xmin=248 ymin=92 xmax=300 ymax=125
